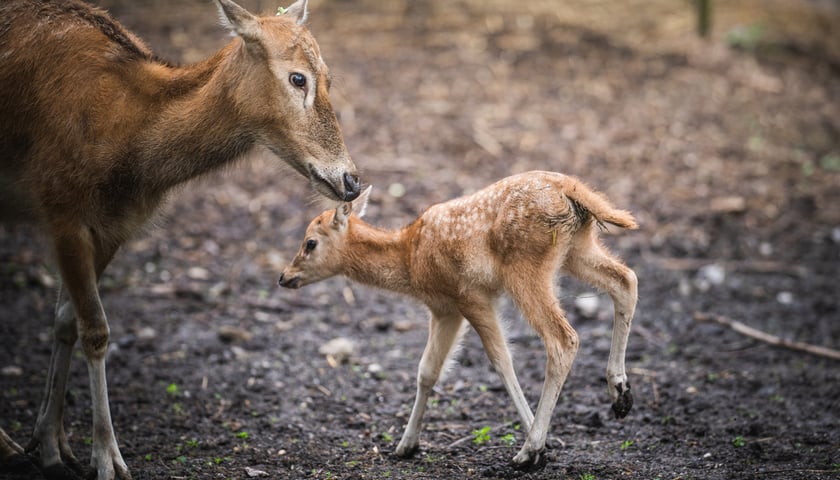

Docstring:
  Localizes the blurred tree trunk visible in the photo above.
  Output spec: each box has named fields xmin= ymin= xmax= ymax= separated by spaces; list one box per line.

xmin=697 ymin=0 xmax=711 ymax=37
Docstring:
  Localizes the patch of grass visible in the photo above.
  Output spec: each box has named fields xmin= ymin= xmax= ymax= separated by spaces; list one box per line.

xmin=620 ymin=439 xmax=634 ymax=451
xmin=726 ymin=23 xmax=765 ymax=51
xmin=500 ymin=433 xmax=516 ymax=446
xmin=166 ymin=383 xmax=179 ymax=396
xmin=733 ymin=436 xmax=746 ymax=447
xmin=236 ymin=431 xmax=249 ymax=440
xmin=144 ymin=453 xmax=153 ymax=461
xmin=472 ymin=426 xmax=491 ymax=445
xmin=381 ymin=432 xmax=394 ymax=443
xmin=580 ymin=473 xmax=596 ymax=480
xmin=185 ymin=438 xmax=199 ymax=449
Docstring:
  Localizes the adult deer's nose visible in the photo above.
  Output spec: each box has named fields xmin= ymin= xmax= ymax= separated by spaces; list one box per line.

xmin=343 ymin=172 xmax=361 ymax=201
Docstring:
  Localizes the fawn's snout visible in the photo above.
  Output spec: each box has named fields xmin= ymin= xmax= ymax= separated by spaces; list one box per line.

xmin=277 ymin=271 xmax=302 ymax=289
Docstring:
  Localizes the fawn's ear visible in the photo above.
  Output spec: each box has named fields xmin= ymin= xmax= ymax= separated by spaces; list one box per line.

xmin=332 ymin=186 xmax=370 ymax=229
xmin=283 ymin=0 xmax=309 ymax=25
xmin=353 ymin=186 xmax=373 ymax=218
xmin=332 ymin=203 xmax=351 ymax=230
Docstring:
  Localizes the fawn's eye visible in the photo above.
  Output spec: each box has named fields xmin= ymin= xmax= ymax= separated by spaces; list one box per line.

xmin=289 ymin=72 xmax=307 ymax=89
xmin=305 ymin=239 xmax=317 ymax=252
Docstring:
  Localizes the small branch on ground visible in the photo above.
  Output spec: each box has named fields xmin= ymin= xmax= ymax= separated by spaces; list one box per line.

xmin=694 ymin=312 xmax=840 ymax=361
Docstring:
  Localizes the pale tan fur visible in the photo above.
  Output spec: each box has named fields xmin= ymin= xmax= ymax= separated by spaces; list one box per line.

xmin=0 ymin=1 xmax=360 ymax=478
xmin=280 ymin=171 xmax=638 ymax=466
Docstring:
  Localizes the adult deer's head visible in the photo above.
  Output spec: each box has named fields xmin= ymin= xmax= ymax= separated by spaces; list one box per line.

xmin=216 ymin=0 xmax=361 ymax=201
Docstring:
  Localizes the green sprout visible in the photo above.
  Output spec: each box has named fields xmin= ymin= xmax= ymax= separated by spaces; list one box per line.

xmin=620 ymin=439 xmax=634 ymax=451
xmin=472 ymin=426 xmax=491 ymax=445
xmin=500 ymin=433 xmax=516 ymax=446
xmin=733 ymin=436 xmax=746 ymax=447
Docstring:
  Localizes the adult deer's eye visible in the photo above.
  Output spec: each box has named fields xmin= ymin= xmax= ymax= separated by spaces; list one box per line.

xmin=305 ymin=239 xmax=317 ymax=252
xmin=289 ymin=73 xmax=307 ymax=89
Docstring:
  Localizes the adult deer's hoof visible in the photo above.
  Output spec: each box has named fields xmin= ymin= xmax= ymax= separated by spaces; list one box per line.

xmin=611 ymin=382 xmax=633 ymax=419
xmin=511 ymin=447 xmax=548 ymax=472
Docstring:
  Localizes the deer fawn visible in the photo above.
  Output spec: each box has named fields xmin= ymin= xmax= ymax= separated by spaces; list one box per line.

xmin=0 ymin=0 xmax=360 ymax=478
xmin=279 ymin=171 xmax=638 ymax=466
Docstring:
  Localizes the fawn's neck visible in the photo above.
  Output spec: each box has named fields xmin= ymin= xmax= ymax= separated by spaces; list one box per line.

xmin=342 ymin=220 xmax=414 ymax=295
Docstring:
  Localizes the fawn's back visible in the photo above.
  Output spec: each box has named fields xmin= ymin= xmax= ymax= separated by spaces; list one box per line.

xmin=409 ymin=171 xmax=633 ymax=295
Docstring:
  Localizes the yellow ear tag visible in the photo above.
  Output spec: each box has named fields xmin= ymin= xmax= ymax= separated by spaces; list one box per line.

xmin=551 ymin=228 xmax=557 ymax=246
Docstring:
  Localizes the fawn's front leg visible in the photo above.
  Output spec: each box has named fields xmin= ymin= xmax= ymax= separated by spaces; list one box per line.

xmin=396 ymin=310 xmax=464 ymax=457
xmin=460 ymin=300 xmax=534 ymax=432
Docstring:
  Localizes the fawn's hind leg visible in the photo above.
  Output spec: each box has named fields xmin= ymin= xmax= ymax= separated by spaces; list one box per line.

xmin=564 ymin=234 xmax=637 ymax=418
xmin=504 ymin=266 xmax=579 ymax=467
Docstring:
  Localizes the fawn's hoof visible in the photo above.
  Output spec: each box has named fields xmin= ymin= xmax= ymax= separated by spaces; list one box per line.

xmin=611 ymin=382 xmax=633 ymax=419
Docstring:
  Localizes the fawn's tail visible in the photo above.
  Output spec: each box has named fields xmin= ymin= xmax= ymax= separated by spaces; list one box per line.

xmin=563 ymin=177 xmax=639 ymax=230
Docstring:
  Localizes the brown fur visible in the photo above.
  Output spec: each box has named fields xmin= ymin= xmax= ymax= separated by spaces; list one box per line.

xmin=280 ymin=171 xmax=639 ymax=465
xmin=0 ymin=1 xmax=358 ymax=478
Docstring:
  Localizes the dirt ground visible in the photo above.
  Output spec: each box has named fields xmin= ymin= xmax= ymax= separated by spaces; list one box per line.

xmin=2 ymin=0 xmax=839 ymax=479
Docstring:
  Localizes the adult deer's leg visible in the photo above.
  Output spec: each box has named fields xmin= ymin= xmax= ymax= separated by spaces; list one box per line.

xmin=395 ymin=308 xmax=464 ymax=458
xmin=0 ymin=428 xmax=24 ymax=460
xmin=26 ymin=285 xmax=86 ymax=476
xmin=47 ymin=226 xmax=128 ymax=480
xmin=505 ymin=267 xmax=579 ymax=467
xmin=460 ymin=299 xmax=534 ymax=432
xmin=564 ymin=237 xmax=637 ymax=418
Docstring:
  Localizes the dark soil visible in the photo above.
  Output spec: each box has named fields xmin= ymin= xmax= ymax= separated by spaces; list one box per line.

xmin=2 ymin=1 xmax=839 ymax=479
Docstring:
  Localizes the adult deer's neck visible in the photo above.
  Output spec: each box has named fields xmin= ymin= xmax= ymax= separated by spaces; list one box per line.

xmin=342 ymin=219 xmax=414 ymax=296
xmin=139 ymin=40 xmax=259 ymax=191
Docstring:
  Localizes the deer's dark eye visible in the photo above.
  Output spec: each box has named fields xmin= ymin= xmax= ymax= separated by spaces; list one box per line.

xmin=305 ymin=239 xmax=317 ymax=252
xmin=290 ymin=73 xmax=307 ymax=89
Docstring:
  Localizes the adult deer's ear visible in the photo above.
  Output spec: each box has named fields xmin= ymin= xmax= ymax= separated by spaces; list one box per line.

xmin=215 ymin=0 xmax=261 ymax=40
xmin=284 ymin=0 xmax=309 ymax=25
xmin=353 ymin=186 xmax=372 ymax=218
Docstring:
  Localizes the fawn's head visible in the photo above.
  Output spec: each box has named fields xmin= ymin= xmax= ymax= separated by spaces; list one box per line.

xmin=279 ymin=186 xmax=371 ymax=289
xmin=216 ymin=0 xmax=360 ymax=201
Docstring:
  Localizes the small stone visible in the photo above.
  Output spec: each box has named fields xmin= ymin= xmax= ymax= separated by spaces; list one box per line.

xmin=758 ymin=242 xmax=773 ymax=256
xmin=394 ymin=320 xmax=414 ymax=332
xmin=137 ymin=327 xmax=157 ymax=340
xmin=388 ymin=182 xmax=406 ymax=198
xmin=319 ymin=337 xmax=355 ymax=364
xmin=245 ymin=466 xmax=269 ymax=477
xmin=776 ymin=291 xmax=794 ymax=305
xmin=710 ymin=196 xmax=746 ymax=213
xmin=367 ymin=363 xmax=383 ymax=374
xmin=574 ymin=294 xmax=600 ymax=319
xmin=1 ymin=366 xmax=23 ymax=377
xmin=695 ymin=263 xmax=726 ymax=291
xmin=832 ymin=227 xmax=840 ymax=244
xmin=217 ymin=325 xmax=253 ymax=343
xmin=187 ymin=267 xmax=210 ymax=280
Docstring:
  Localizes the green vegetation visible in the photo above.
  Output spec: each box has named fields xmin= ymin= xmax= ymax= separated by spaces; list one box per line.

xmin=472 ymin=426 xmax=491 ymax=445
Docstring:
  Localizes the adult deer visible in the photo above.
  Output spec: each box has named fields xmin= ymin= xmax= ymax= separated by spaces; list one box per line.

xmin=279 ymin=171 xmax=638 ymax=467
xmin=0 ymin=0 xmax=360 ymax=478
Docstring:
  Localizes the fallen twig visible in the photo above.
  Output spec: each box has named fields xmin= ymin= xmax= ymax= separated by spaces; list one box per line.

xmin=694 ymin=312 xmax=840 ymax=361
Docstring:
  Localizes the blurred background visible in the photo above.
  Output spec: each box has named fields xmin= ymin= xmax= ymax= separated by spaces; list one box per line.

xmin=2 ymin=1 xmax=839 ymax=478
